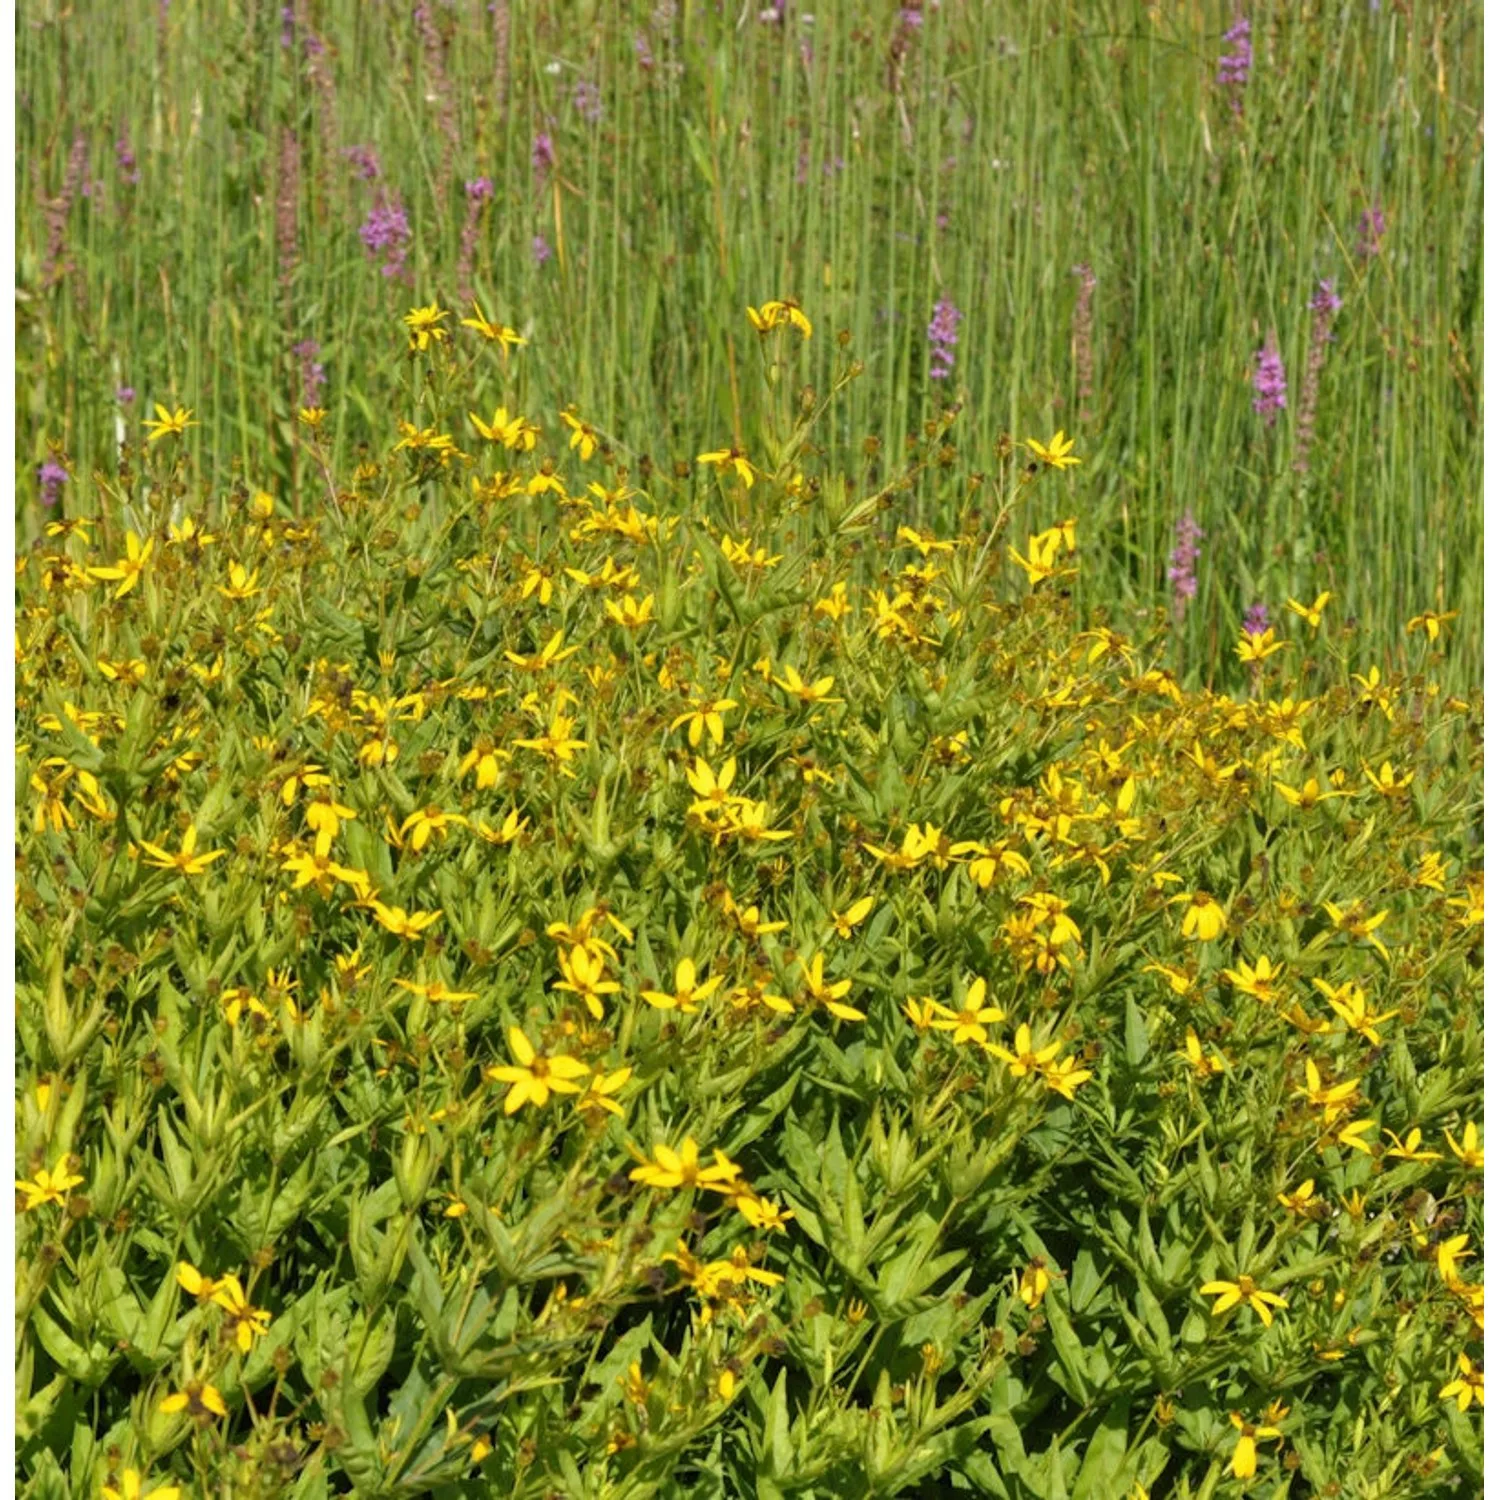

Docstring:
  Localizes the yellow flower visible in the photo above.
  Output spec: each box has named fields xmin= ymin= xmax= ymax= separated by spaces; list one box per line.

xmin=1438 ymin=1353 xmax=1483 ymax=1411
xmin=470 ymin=405 xmax=539 ymax=449
xmin=398 ymin=805 xmax=468 ymax=852
xmin=670 ymin=695 xmax=738 ymax=748
xmin=158 ymin=1381 xmax=227 ymax=1422
xmin=137 ymin=824 xmax=226 ymax=877
xmin=369 ymin=902 xmax=444 ymax=941
xmin=1177 ymin=1027 xmax=1227 ymax=1078
xmin=1024 ymin=430 xmax=1081 ymax=470
xmin=735 ymin=1192 xmax=795 ymax=1233
xmin=1227 ymin=1410 xmax=1282 ymax=1479
xmin=560 ymin=407 xmax=599 ymax=461
xmin=1199 ymin=1274 xmax=1289 ymax=1328
xmin=394 ymin=978 xmax=478 ymax=1006
xmin=629 ymin=1138 xmax=742 ymax=1193
xmin=143 ymin=404 xmax=197 ymax=442
xmin=1435 ymin=1233 xmax=1473 ymax=1290
xmin=1287 ymin=591 xmax=1333 ymax=629
xmin=1312 ymin=978 xmax=1398 ymax=1045
xmin=575 ymin=1065 xmax=633 ymax=1119
xmin=746 ymin=298 xmax=812 ymax=338
xmin=697 ymin=447 xmax=758 ymax=488
xmin=513 ymin=712 xmax=590 ymax=769
xmin=1235 ymin=626 xmax=1288 ymax=664
xmin=460 ymin=301 xmax=526 ymax=354
xmin=604 ymin=592 xmax=655 ymax=630
xmin=552 ymin=943 xmax=621 ymax=1019
xmin=403 ymin=302 xmax=450 ymax=350
xmin=772 ymin=663 xmax=839 ymax=706
xmin=1322 ymin=901 xmax=1392 ymax=962
xmin=930 ymin=977 xmax=1005 ymax=1046
xmin=642 ymin=956 xmax=724 ymax=1014
xmin=88 ymin=530 xmax=154 ymax=599
xmin=1007 ymin=527 xmax=1077 ymax=588
xmin=1178 ymin=891 xmax=1227 ymax=942
xmin=986 ymin=1022 xmax=1062 ymax=1078
xmin=485 ymin=1028 xmax=591 ymax=1113
xmin=1277 ymin=1178 xmax=1319 ymax=1217
xmin=218 ymin=561 xmax=261 ymax=600
xmin=1406 ymin=608 xmax=1459 ymax=643
xmin=1445 ymin=1121 xmax=1483 ymax=1170
xmin=1274 ymin=776 xmax=1351 ymax=811
xmin=15 ymin=1157 xmax=84 ymax=1211
xmin=211 ymin=1274 xmax=272 ymax=1353
xmin=800 ymin=952 xmax=864 ymax=1022
xmin=1382 ymin=1127 xmax=1441 ymax=1163
xmin=1018 ymin=1260 xmax=1052 ymax=1308
xmin=102 ymin=1469 xmax=181 ymax=1500
xmin=1221 ymin=955 xmax=1282 ymax=1004
xmin=830 ymin=896 xmax=875 ymax=940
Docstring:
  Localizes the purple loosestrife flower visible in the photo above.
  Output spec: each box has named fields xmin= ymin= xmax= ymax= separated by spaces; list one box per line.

xmin=634 ymin=32 xmax=655 ymax=70
xmin=1293 ymin=279 xmax=1341 ymax=472
xmin=42 ymin=133 xmax=92 ymax=287
xmin=115 ymin=386 xmax=136 ymax=405
xmin=414 ymin=3 xmax=459 ymax=182
xmin=115 ymin=133 xmax=141 ymax=187
xmin=1252 ymin=338 xmax=1287 ymax=426
xmin=359 ymin=190 xmax=411 ymax=278
xmin=532 ymin=132 xmax=555 ymax=179
xmin=1167 ymin=511 xmax=1204 ymax=620
xmin=37 ymin=459 xmax=68 ymax=508
xmin=1242 ymin=602 xmax=1271 ymax=638
xmin=927 ymin=295 xmax=960 ymax=382
xmin=572 ymin=79 xmax=603 ymax=124
xmin=1357 ymin=204 xmax=1386 ymax=259
xmin=532 ymin=234 xmax=552 ymax=266
xmin=457 ymin=178 xmax=495 ymax=306
xmin=343 ymin=145 xmax=382 ymax=183
xmin=280 ymin=4 xmax=294 ymax=46
xmin=1216 ymin=16 xmax=1252 ymax=111
xmin=292 ymin=340 xmax=326 ymax=408
xmin=275 ymin=129 xmax=301 ymax=292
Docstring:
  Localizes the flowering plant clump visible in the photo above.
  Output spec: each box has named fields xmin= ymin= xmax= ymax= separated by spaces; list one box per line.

xmin=15 ymin=306 xmax=1482 ymax=1497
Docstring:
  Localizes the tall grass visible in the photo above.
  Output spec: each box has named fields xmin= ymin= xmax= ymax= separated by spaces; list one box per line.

xmin=15 ymin=0 xmax=1483 ymax=682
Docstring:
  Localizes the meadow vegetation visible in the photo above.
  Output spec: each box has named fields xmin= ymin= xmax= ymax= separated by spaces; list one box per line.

xmin=14 ymin=4 xmax=1484 ymax=1499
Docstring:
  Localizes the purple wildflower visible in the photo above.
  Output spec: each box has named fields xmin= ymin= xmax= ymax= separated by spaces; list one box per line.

xmin=1356 ymin=204 xmax=1386 ymax=259
xmin=359 ymin=189 xmax=411 ymax=278
xmin=927 ymin=295 xmax=961 ymax=382
xmin=634 ymin=32 xmax=655 ymax=69
xmin=532 ymin=234 xmax=552 ymax=265
xmin=1216 ymin=17 xmax=1252 ymax=110
xmin=758 ymin=1 xmax=786 ymax=21
xmin=280 ymin=4 xmax=294 ymax=46
xmin=343 ymin=145 xmax=382 ymax=183
xmin=532 ymin=132 xmax=555 ymax=179
xmin=572 ymin=79 xmax=603 ymax=124
xmin=37 ymin=459 xmax=68 ymax=508
xmin=1252 ymin=338 xmax=1287 ymax=426
xmin=115 ymin=386 xmax=136 ymax=405
xmin=1293 ymin=279 xmax=1342 ymax=473
xmin=292 ymin=340 xmax=326 ymax=408
xmin=457 ymin=179 xmax=495 ymax=306
xmin=42 ymin=133 xmax=91 ymax=286
xmin=1167 ymin=511 xmax=1204 ymax=620
xmin=1242 ymin=602 xmax=1271 ymax=638
xmin=276 ymin=129 xmax=300 ymax=291
xmin=114 ymin=133 xmax=141 ymax=187
xmin=899 ymin=6 xmax=924 ymax=29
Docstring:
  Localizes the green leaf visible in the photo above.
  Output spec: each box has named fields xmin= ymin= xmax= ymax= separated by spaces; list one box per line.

xmin=1070 ymin=1397 xmax=1130 ymax=1500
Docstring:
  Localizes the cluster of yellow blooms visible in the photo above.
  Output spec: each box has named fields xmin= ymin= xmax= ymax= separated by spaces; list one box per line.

xmin=14 ymin=301 xmax=1481 ymax=1494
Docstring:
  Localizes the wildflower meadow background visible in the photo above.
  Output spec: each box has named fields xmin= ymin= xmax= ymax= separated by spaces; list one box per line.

xmin=15 ymin=4 xmax=1483 ymax=1499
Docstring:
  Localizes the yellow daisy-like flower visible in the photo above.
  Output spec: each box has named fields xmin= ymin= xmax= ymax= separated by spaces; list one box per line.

xmin=485 ymin=1028 xmax=590 ymax=1114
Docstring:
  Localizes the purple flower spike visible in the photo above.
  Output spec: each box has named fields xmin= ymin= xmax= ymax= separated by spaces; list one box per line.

xmin=37 ymin=459 xmax=68 ymax=508
xmin=927 ymin=295 xmax=961 ymax=382
xmin=1252 ymin=339 xmax=1287 ymax=426
xmin=1167 ymin=511 xmax=1204 ymax=620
